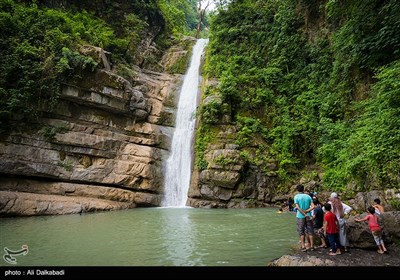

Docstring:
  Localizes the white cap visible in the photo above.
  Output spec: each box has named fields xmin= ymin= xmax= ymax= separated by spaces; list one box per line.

xmin=330 ymin=192 xmax=338 ymax=198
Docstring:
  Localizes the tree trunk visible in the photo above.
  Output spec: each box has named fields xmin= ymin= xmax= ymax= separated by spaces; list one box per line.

xmin=196 ymin=0 xmax=210 ymax=38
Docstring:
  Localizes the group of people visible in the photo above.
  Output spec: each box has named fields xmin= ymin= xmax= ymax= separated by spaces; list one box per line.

xmin=292 ymin=184 xmax=387 ymax=256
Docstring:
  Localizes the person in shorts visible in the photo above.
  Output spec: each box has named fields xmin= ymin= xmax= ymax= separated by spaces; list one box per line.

xmin=294 ymin=184 xmax=315 ymax=251
xmin=355 ymin=206 xmax=387 ymax=254
xmin=312 ymin=198 xmax=328 ymax=248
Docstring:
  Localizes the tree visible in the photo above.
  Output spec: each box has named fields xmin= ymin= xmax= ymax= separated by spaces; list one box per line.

xmin=195 ymin=0 xmax=211 ymax=38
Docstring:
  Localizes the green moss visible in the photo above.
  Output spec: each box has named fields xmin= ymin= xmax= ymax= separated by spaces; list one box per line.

xmin=195 ymin=124 xmax=217 ymax=171
xmin=58 ymin=160 xmax=74 ymax=172
xmin=168 ymin=54 xmax=191 ymax=74
xmin=115 ymin=64 xmax=137 ymax=84
xmin=388 ymin=198 xmax=400 ymax=210
xmin=214 ymin=154 xmax=238 ymax=167
xmin=165 ymin=37 xmax=196 ymax=74
xmin=41 ymin=125 xmax=69 ymax=142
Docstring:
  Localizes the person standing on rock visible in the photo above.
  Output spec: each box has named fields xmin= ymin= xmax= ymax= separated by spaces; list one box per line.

xmin=323 ymin=203 xmax=341 ymax=256
xmin=355 ymin=206 xmax=387 ymax=254
xmin=312 ymin=198 xmax=328 ymax=248
xmin=329 ymin=192 xmax=352 ymax=253
xmin=373 ymin=198 xmax=385 ymax=215
xmin=294 ymin=184 xmax=315 ymax=251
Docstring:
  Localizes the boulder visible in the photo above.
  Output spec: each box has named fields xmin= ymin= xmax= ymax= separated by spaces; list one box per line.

xmin=199 ymin=170 xmax=241 ymax=189
xmin=269 ymin=255 xmax=335 ymax=266
xmin=0 ymin=191 xmax=135 ymax=216
xmin=353 ymin=189 xmax=400 ymax=212
xmin=79 ymin=45 xmax=112 ymax=70
xmin=347 ymin=211 xmax=400 ymax=248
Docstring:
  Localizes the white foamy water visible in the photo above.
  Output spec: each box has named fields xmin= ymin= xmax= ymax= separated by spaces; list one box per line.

xmin=161 ymin=39 xmax=208 ymax=207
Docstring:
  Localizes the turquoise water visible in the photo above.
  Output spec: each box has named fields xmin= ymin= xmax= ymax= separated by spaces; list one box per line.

xmin=0 ymin=207 xmax=297 ymax=266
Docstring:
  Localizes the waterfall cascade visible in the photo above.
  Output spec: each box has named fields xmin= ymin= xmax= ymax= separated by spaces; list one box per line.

xmin=161 ymin=38 xmax=209 ymax=207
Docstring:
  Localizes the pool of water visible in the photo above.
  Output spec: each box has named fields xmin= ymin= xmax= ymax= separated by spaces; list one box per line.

xmin=0 ymin=207 xmax=297 ymax=266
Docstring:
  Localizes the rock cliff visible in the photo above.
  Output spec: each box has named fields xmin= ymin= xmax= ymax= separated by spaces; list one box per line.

xmin=187 ymin=79 xmax=280 ymax=208
xmin=0 ymin=41 xmax=194 ymax=216
xmin=187 ymin=124 xmax=279 ymax=208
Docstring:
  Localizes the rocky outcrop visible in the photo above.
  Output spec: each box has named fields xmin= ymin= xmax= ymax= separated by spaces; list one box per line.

xmin=187 ymin=124 xmax=279 ymax=208
xmin=352 ymin=189 xmax=400 ymax=212
xmin=79 ymin=45 xmax=112 ymax=71
xmin=159 ymin=36 xmax=196 ymax=74
xmin=0 ymin=44 xmax=183 ymax=216
xmin=269 ymin=244 xmax=400 ymax=266
xmin=347 ymin=211 xmax=400 ymax=249
xmin=0 ymin=191 xmax=134 ymax=216
xmin=269 ymin=255 xmax=335 ymax=266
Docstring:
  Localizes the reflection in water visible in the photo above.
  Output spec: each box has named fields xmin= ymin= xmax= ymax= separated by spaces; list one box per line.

xmin=160 ymin=208 xmax=200 ymax=266
xmin=0 ymin=208 xmax=297 ymax=266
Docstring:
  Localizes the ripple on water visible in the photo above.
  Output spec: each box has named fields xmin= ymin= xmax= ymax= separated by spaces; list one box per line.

xmin=0 ymin=208 xmax=297 ymax=266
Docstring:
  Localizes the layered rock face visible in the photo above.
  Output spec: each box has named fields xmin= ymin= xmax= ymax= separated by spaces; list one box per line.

xmin=187 ymin=124 xmax=279 ymax=208
xmin=0 ymin=46 xmax=187 ymax=216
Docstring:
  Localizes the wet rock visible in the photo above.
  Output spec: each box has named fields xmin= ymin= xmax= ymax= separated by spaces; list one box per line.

xmin=186 ymin=198 xmax=227 ymax=208
xmin=269 ymin=255 xmax=335 ymax=266
xmin=0 ymin=191 xmax=135 ymax=216
xmin=199 ymin=185 xmax=232 ymax=201
xmin=199 ymin=170 xmax=241 ymax=189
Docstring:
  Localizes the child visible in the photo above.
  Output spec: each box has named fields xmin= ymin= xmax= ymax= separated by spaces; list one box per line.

xmin=355 ymin=206 xmax=387 ymax=254
xmin=373 ymin=198 xmax=385 ymax=215
xmin=312 ymin=199 xmax=328 ymax=248
xmin=323 ymin=203 xmax=341 ymax=256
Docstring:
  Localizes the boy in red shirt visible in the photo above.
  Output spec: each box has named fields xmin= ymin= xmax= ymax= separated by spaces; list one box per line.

xmin=355 ymin=206 xmax=387 ymax=254
xmin=323 ymin=203 xmax=341 ymax=256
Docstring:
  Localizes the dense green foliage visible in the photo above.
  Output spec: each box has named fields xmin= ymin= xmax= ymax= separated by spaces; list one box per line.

xmin=199 ymin=0 xmax=400 ymax=191
xmin=0 ymin=0 xmax=207 ymax=131
xmin=158 ymin=0 xmax=199 ymax=35
xmin=0 ymin=0 xmax=111 ymax=129
xmin=3 ymin=0 xmax=396 ymax=193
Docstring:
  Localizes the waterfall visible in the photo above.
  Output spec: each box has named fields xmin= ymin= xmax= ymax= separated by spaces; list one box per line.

xmin=161 ymin=38 xmax=209 ymax=207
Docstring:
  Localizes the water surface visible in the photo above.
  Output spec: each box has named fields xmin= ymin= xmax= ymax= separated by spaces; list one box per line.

xmin=0 ymin=208 xmax=297 ymax=266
